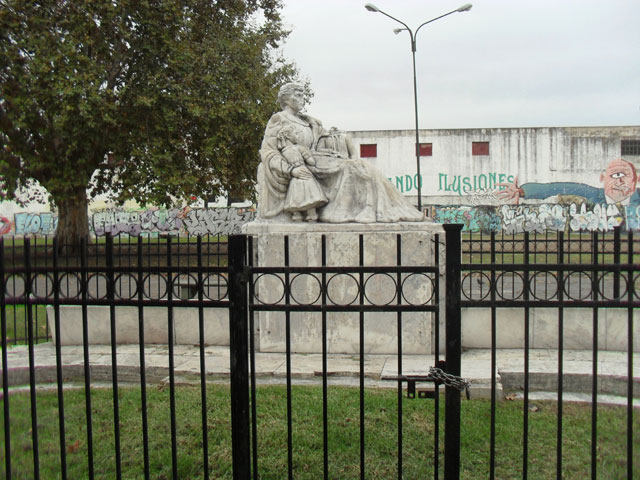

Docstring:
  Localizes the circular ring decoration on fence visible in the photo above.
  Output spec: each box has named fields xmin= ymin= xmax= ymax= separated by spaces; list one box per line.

xmin=87 ymin=273 xmax=109 ymax=300
xmin=252 ymin=273 xmax=286 ymax=305
xmin=326 ymin=273 xmax=360 ymax=306
xmin=633 ymin=273 xmax=640 ymax=300
xmin=143 ymin=274 xmax=168 ymax=300
xmin=172 ymin=274 xmax=199 ymax=300
xmin=4 ymin=274 xmax=25 ymax=299
xmin=597 ymin=272 xmax=629 ymax=301
xmin=289 ymin=273 xmax=322 ymax=306
xmin=529 ymin=271 xmax=559 ymax=301
xmin=202 ymin=273 xmax=228 ymax=301
xmin=59 ymin=273 xmax=82 ymax=299
xmin=400 ymin=273 xmax=435 ymax=306
xmin=363 ymin=273 xmax=397 ymax=306
xmin=115 ymin=273 xmax=139 ymax=300
xmin=495 ymin=271 xmax=525 ymax=301
xmin=461 ymin=271 xmax=491 ymax=301
xmin=31 ymin=273 xmax=54 ymax=299
xmin=562 ymin=272 xmax=593 ymax=301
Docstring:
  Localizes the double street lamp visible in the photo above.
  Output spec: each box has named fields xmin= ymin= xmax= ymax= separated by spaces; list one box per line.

xmin=365 ymin=3 xmax=472 ymax=212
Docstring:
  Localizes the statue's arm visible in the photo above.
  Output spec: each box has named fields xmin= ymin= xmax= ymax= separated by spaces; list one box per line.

xmin=261 ymin=113 xmax=291 ymax=177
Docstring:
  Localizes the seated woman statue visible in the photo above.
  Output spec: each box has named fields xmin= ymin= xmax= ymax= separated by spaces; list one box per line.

xmin=257 ymin=83 xmax=425 ymax=223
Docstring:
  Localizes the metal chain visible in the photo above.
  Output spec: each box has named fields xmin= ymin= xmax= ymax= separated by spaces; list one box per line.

xmin=428 ymin=366 xmax=471 ymax=393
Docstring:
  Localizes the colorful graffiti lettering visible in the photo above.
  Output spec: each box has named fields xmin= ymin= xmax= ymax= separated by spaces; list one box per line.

xmin=439 ymin=172 xmax=515 ymax=196
xmin=0 ymin=216 xmax=11 ymax=235
xmin=14 ymin=212 xmax=58 ymax=235
xmin=182 ymin=207 xmax=256 ymax=236
xmin=92 ymin=208 xmax=184 ymax=237
xmin=499 ymin=205 xmax=567 ymax=234
xmin=568 ymin=203 xmax=623 ymax=232
xmin=390 ymin=174 xmax=423 ymax=194
xmin=432 ymin=206 xmax=501 ymax=232
xmin=91 ymin=207 xmax=256 ymax=237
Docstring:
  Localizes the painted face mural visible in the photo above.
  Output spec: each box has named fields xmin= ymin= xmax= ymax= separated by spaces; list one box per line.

xmin=601 ymin=158 xmax=637 ymax=203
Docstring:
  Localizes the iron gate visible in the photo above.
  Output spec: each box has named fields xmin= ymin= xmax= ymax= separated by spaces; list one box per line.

xmin=227 ymin=224 xmax=464 ymax=479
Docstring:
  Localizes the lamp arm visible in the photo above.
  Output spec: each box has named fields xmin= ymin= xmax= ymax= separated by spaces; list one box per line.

xmin=375 ymin=9 xmax=414 ymax=40
xmin=414 ymin=8 xmax=460 ymax=40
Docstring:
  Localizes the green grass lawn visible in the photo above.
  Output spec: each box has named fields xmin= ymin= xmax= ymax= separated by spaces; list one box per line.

xmin=1 ymin=384 xmax=637 ymax=479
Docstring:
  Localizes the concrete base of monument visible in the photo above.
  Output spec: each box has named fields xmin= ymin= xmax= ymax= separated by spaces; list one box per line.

xmin=243 ymin=221 xmax=445 ymax=354
xmin=46 ymin=306 xmax=229 ymax=346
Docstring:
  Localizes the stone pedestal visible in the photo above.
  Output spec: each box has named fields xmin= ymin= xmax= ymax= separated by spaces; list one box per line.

xmin=243 ymin=222 xmax=444 ymax=354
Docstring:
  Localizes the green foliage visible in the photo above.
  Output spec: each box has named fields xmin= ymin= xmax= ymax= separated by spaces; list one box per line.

xmin=0 ymin=0 xmax=298 ymax=240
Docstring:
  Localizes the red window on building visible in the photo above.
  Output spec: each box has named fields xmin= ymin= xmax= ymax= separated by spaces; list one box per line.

xmin=417 ymin=143 xmax=433 ymax=156
xmin=360 ymin=144 xmax=377 ymax=158
xmin=472 ymin=141 xmax=490 ymax=156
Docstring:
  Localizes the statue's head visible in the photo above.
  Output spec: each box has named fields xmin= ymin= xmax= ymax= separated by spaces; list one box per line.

xmin=277 ymin=83 xmax=305 ymax=110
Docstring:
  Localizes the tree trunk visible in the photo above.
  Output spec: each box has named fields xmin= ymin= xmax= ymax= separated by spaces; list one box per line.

xmin=54 ymin=188 xmax=90 ymax=252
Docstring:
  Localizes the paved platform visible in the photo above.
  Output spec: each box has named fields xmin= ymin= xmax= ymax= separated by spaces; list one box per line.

xmin=2 ymin=344 xmax=638 ymax=405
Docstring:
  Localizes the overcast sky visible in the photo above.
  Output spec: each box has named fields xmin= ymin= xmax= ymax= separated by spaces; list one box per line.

xmin=278 ymin=0 xmax=640 ymax=132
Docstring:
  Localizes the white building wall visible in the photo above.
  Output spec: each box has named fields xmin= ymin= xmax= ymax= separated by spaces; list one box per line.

xmin=349 ymin=126 xmax=640 ymax=206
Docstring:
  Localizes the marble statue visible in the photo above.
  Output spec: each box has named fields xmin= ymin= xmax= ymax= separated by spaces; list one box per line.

xmin=257 ymin=83 xmax=426 ymax=223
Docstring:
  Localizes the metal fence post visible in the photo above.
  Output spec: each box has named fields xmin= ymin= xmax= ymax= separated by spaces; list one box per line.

xmin=444 ymin=224 xmax=463 ymax=480
xmin=229 ymin=235 xmax=251 ymax=480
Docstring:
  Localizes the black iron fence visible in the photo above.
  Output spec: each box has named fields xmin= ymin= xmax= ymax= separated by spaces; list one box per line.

xmin=0 ymin=227 xmax=637 ymax=479
xmin=460 ymin=227 xmax=638 ymax=479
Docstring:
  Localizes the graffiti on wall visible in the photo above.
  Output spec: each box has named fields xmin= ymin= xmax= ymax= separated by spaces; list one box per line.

xmin=14 ymin=213 xmax=58 ymax=235
xmin=438 ymin=172 xmax=515 ymax=196
xmin=499 ymin=205 xmax=567 ymax=234
xmin=92 ymin=208 xmax=184 ymax=236
xmin=568 ymin=203 xmax=623 ymax=232
xmin=390 ymin=174 xmax=423 ymax=194
xmin=496 ymin=159 xmax=639 ymax=207
xmin=181 ymin=208 xmax=256 ymax=236
xmin=431 ymin=206 xmax=501 ymax=232
xmin=432 ymin=203 xmax=634 ymax=233
xmin=91 ymin=207 xmax=256 ymax=237
xmin=0 ymin=207 xmax=256 ymax=236
xmin=0 ymin=216 xmax=12 ymax=235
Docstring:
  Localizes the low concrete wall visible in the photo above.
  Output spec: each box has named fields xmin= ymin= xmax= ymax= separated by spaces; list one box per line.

xmin=48 ymin=305 xmax=639 ymax=352
xmin=462 ymin=307 xmax=640 ymax=352
xmin=46 ymin=305 xmax=229 ymax=346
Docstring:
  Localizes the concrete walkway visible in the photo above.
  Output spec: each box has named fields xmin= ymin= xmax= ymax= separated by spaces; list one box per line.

xmin=2 ymin=344 xmax=639 ymax=406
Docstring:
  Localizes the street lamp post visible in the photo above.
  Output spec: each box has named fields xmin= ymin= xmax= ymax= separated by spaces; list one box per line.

xmin=365 ymin=3 xmax=472 ymax=213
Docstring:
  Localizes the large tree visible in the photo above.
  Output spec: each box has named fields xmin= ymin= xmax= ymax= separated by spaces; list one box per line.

xmin=0 ymin=0 xmax=297 ymax=245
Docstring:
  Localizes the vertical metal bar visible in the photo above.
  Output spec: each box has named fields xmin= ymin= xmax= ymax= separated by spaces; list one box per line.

xmin=229 ymin=234 xmax=250 ymax=480
xmin=167 ymin=237 xmax=178 ymax=479
xmin=81 ymin=237 xmax=95 ymax=479
xmin=248 ymin=236 xmax=259 ymax=480
xmin=557 ymin=231 xmax=565 ymax=479
xmin=359 ymin=234 xmax=366 ymax=480
xmin=626 ymin=230 xmax=634 ymax=480
xmin=523 ymin=232 xmax=530 ymax=480
xmin=613 ymin=226 xmax=621 ymax=299
xmin=52 ymin=238 xmax=67 ymax=478
xmin=137 ymin=237 xmax=150 ymax=479
xmin=25 ymin=238 xmax=40 ymax=479
xmin=444 ymin=224 xmax=462 ymax=480
xmin=321 ymin=235 xmax=329 ymax=480
xmin=591 ymin=231 xmax=598 ymax=480
xmin=0 ymin=238 xmax=11 ymax=479
xmin=197 ymin=236 xmax=209 ymax=479
xmin=396 ymin=234 xmax=403 ymax=480
xmin=434 ymin=233 xmax=441 ymax=480
xmin=106 ymin=235 xmax=122 ymax=479
xmin=284 ymin=236 xmax=293 ymax=480
xmin=490 ymin=231 xmax=497 ymax=480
